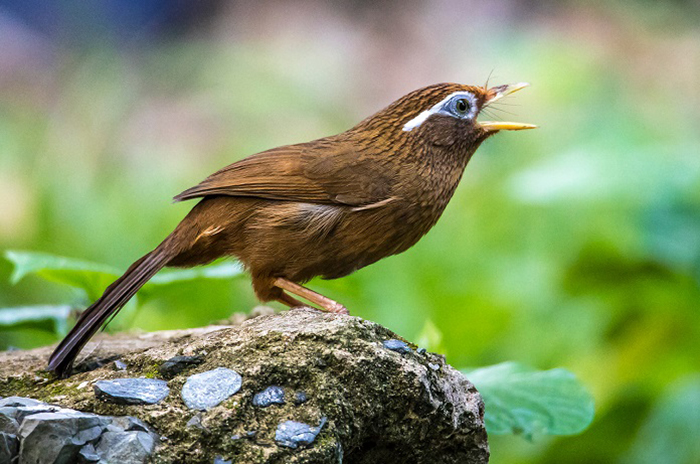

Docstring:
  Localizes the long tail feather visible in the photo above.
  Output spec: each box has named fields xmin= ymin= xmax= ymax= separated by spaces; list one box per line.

xmin=48 ymin=244 xmax=175 ymax=377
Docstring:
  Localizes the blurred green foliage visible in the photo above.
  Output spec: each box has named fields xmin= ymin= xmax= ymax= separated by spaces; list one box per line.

xmin=1 ymin=1 xmax=699 ymax=462
xmin=0 ymin=250 xmax=595 ymax=438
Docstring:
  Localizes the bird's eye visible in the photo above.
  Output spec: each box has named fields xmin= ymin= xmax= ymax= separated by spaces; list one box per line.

xmin=454 ymin=98 xmax=470 ymax=116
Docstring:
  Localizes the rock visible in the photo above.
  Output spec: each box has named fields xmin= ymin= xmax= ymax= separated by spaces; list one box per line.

xmin=113 ymin=359 xmax=128 ymax=371
xmin=294 ymin=391 xmax=308 ymax=405
xmin=14 ymin=404 xmax=63 ymax=424
xmin=0 ymin=432 xmax=18 ymax=464
xmin=382 ymin=339 xmax=412 ymax=354
xmin=231 ymin=430 xmax=256 ymax=440
xmin=159 ymin=355 xmax=203 ymax=378
xmin=0 ymin=411 xmax=19 ymax=434
xmin=0 ymin=397 xmax=44 ymax=409
xmin=429 ymin=362 xmax=441 ymax=371
xmin=0 ymin=398 xmax=58 ymax=432
xmin=74 ymin=424 xmax=104 ymax=445
xmin=94 ymin=378 xmax=170 ymax=405
xmin=0 ymin=396 xmax=159 ymax=464
xmin=74 ymin=356 xmax=121 ymax=375
xmin=180 ymin=368 xmax=242 ymax=410
xmin=78 ymin=443 xmax=100 ymax=463
xmin=417 ymin=347 xmax=427 ymax=355
xmin=95 ymin=431 xmax=155 ymax=464
xmin=185 ymin=414 xmax=205 ymax=430
xmin=252 ymin=386 xmax=285 ymax=407
xmin=275 ymin=417 xmax=327 ymax=449
xmin=18 ymin=411 xmax=107 ymax=464
xmin=110 ymin=416 xmax=153 ymax=433
xmin=0 ymin=309 xmax=488 ymax=463
xmin=213 ymin=457 xmax=232 ymax=464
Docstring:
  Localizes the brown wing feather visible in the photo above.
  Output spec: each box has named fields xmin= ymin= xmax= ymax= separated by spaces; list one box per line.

xmin=173 ymin=139 xmax=395 ymax=206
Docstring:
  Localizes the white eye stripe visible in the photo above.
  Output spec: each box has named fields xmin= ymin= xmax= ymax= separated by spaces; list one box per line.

xmin=402 ymin=91 xmax=478 ymax=132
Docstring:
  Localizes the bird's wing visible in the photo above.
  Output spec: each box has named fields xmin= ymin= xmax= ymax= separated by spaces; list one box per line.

xmin=173 ymin=141 xmax=395 ymax=207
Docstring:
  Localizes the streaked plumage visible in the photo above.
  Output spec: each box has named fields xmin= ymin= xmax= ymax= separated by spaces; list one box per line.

xmin=49 ymin=82 xmax=534 ymax=377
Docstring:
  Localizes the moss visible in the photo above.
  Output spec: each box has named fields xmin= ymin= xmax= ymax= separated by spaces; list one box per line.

xmin=141 ymin=362 xmax=161 ymax=379
xmin=0 ymin=376 xmax=36 ymax=397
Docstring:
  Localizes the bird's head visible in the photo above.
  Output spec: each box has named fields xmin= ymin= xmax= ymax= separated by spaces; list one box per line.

xmin=355 ymin=82 xmax=536 ymax=148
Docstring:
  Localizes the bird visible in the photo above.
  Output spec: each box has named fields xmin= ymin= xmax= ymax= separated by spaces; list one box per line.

xmin=48 ymin=81 xmax=535 ymax=377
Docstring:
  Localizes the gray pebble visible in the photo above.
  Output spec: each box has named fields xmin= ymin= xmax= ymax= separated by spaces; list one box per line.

xmin=94 ymin=378 xmax=170 ymax=405
xmin=252 ymin=386 xmax=285 ymax=407
xmin=382 ymin=339 xmax=412 ymax=354
xmin=214 ymin=457 xmax=232 ymax=464
xmin=231 ymin=430 xmax=257 ymax=440
xmin=113 ymin=359 xmax=128 ymax=371
xmin=428 ymin=362 xmax=441 ymax=371
xmin=275 ymin=417 xmax=327 ymax=449
xmin=181 ymin=368 xmax=242 ymax=410
xmin=417 ymin=348 xmax=427 ymax=355
xmin=294 ymin=391 xmax=308 ymax=405
xmin=186 ymin=414 xmax=205 ymax=430
xmin=159 ymin=355 xmax=204 ymax=378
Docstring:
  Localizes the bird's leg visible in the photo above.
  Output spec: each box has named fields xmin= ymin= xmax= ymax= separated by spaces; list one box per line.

xmin=273 ymin=277 xmax=349 ymax=315
xmin=276 ymin=291 xmax=305 ymax=308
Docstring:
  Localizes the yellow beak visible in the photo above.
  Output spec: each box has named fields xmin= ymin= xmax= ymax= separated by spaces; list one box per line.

xmin=479 ymin=121 xmax=538 ymax=131
xmin=479 ymin=82 xmax=537 ymax=132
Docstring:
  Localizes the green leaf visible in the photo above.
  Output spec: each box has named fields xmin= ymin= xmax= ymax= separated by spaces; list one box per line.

xmin=4 ymin=250 xmax=245 ymax=303
xmin=139 ymin=261 xmax=245 ymax=301
xmin=0 ymin=305 xmax=73 ymax=336
xmin=148 ymin=261 xmax=244 ymax=286
xmin=5 ymin=250 xmax=120 ymax=301
xmin=463 ymin=362 xmax=595 ymax=439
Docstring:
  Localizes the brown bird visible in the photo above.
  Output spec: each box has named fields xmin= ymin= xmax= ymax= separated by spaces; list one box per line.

xmin=48 ymin=82 xmax=535 ymax=377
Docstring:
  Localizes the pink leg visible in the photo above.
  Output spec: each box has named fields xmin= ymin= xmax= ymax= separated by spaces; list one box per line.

xmin=274 ymin=278 xmax=349 ymax=315
xmin=276 ymin=292 xmax=305 ymax=308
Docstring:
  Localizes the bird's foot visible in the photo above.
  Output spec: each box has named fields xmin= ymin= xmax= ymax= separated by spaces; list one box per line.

xmin=326 ymin=302 xmax=349 ymax=315
xmin=273 ymin=277 xmax=350 ymax=316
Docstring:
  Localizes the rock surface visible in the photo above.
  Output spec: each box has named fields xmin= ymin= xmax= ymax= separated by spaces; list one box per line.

xmin=0 ymin=308 xmax=489 ymax=463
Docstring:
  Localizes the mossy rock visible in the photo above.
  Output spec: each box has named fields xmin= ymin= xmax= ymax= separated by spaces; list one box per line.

xmin=0 ymin=308 xmax=488 ymax=463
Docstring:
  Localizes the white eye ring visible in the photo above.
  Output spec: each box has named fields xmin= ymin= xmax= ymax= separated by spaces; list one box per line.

xmin=403 ymin=91 xmax=478 ymax=132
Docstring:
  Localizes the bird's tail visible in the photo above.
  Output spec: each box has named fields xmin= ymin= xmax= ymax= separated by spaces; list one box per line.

xmin=48 ymin=239 xmax=177 ymax=377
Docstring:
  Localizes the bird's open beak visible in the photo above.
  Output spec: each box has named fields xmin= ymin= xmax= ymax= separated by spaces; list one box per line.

xmin=479 ymin=82 xmax=537 ymax=132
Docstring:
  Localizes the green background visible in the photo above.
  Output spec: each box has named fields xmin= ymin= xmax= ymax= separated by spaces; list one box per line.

xmin=1 ymin=1 xmax=698 ymax=462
